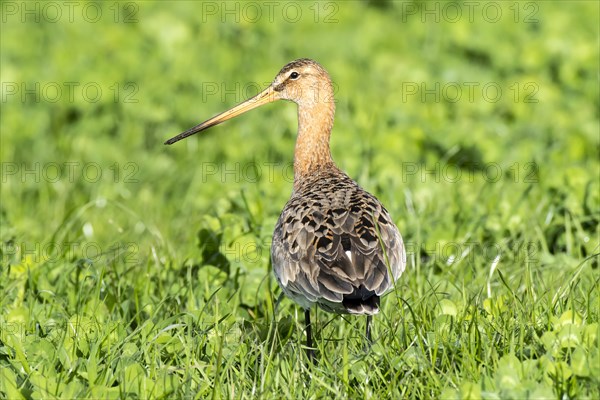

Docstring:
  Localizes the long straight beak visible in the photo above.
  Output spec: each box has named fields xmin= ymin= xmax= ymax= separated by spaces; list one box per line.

xmin=165 ymin=86 xmax=278 ymax=145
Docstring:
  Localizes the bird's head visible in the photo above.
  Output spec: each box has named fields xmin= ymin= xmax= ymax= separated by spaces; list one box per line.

xmin=164 ymin=58 xmax=333 ymax=145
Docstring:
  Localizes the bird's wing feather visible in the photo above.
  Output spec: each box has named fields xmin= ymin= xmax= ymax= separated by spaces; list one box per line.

xmin=271 ymin=173 xmax=405 ymax=310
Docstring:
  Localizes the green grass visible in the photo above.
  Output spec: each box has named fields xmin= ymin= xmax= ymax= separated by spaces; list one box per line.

xmin=1 ymin=1 xmax=599 ymax=398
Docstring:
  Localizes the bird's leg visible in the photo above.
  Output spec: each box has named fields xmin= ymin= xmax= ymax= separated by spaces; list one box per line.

xmin=305 ymin=309 xmax=315 ymax=363
xmin=365 ymin=315 xmax=373 ymax=346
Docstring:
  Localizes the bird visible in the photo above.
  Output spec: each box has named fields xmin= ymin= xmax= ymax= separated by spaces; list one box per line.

xmin=165 ymin=58 xmax=406 ymax=361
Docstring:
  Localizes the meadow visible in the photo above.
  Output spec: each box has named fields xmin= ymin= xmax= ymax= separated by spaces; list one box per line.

xmin=1 ymin=1 xmax=598 ymax=398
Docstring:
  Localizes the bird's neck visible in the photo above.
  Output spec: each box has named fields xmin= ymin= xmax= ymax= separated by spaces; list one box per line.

xmin=293 ymin=100 xmax=336 ymax=187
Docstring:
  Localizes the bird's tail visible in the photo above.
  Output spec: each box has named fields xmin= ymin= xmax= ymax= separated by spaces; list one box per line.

xmin=342 ymin=286 xmax=380 ymax=315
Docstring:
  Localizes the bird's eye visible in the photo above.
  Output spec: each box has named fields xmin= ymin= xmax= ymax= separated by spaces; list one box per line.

xmin=290 ymin=72 xmax=300 ymax=80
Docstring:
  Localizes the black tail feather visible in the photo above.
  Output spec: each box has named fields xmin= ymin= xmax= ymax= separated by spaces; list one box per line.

xmin=342 ymin=285 xmax=380 ymax=314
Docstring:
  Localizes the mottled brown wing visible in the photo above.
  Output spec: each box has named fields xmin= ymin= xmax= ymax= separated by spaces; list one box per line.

xmin=271 ymin=173 xmax=405 ymax=313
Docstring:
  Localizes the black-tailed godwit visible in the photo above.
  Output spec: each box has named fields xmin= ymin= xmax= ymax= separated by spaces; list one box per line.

xmin=165 ymin=59 xmax=406 ymax=361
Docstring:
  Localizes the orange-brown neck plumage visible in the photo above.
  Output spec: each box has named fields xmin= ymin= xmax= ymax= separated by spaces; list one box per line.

xmin=293 ymin=71 xmax=336 ymax=188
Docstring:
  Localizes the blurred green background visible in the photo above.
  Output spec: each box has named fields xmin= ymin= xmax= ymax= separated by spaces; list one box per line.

xmin=1 ymin=1 xmax=598 ymax=398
